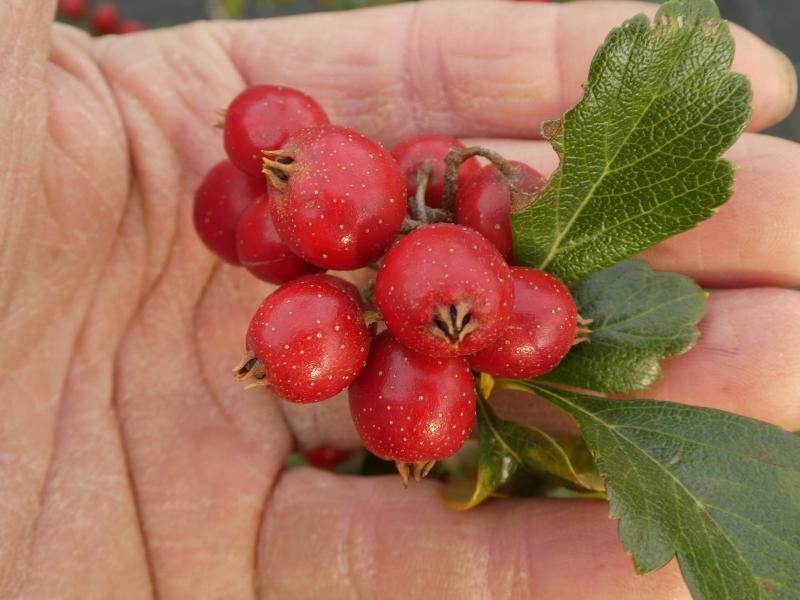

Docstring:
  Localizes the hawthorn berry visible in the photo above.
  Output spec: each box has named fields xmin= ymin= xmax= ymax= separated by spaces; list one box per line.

xmin=455 ymin=161 xmax=545 ymax=262
xmin=223 ymin=86 xmax=329 ymax=177
xmin=236 ymin=193 xmax=322 ymax=284
xmin=265 ymin=125 xmax=406 ymax=270
xmin=237 ymin=274 xmax=370 ymax=403
xmin=193 ymin=160 xmax=265 ymax=265
xmin=469 ymin=267 xmax=578 ymax=378
xmin=92 ymin=3 xmax=120 ymax=35
xmin=119 ymin=19 xmax=146 ymax=33
xmin=375 ymin=223 xmax=514 ymax=358
xmin=58 ymin=0 xmax=86 ymax=20
xmin=304 ymin=446 xmax=353 ymax=470
xmin=349 ymin=331 xmax=476 ymax=483
xmin=391 ymin=134 xmax=481 ymax=208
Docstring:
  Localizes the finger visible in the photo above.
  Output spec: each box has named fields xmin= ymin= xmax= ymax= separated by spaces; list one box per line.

xmin=220 ymin=1 xmax=795 ymax=143
xmin=627 ymin=288 xmax=800 ymax=429
xmin=284 ymin=287 xmax=800 ymax=454
xmin=491 ymin=288 xmax=800 ymax=437
xmin=464 ymin=134 xmax=800 ymax=288
xmin=256 ymin=469 xmax=690 ymax=600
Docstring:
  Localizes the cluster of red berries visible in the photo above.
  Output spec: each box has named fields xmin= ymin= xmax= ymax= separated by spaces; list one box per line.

xmin=194 ymin=85 xmax=585 ymax=482
xmin=57 ymin=0 xmax=145 ymax=35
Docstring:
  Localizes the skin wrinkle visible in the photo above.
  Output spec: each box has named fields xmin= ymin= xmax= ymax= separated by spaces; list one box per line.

xmin=110 ymin=367 xmax=161 ymax=600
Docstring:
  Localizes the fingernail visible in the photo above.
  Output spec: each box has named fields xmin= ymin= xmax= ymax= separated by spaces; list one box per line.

xmin=772 ymin=47 xmax=797 ymax=122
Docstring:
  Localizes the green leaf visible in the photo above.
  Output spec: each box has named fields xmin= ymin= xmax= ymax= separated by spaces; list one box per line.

xmin=445 ymin=394 xmax=604 ymax=510
xmin=443 ymin=403 xmax=519 ymax=510
xmin=511 ymin=0 xmax=751 ymax=284
xmin=538 ymin=260 xmax=707 ymax=392
xmin=524 ymin=383 xmax=800 ymax=600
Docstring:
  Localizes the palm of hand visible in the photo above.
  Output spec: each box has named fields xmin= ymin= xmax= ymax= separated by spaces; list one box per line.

xmin=1 ymin=2 xmax=798 ymax=598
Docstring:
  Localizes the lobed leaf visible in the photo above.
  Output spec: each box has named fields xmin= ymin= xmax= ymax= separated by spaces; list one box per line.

xmin=538 ymin=260 xmax=707 ymax=393
xmin=511 ymin=0 xmax=752 ymax=283
xmin=522 ymin=383 xmax=800 ymax=600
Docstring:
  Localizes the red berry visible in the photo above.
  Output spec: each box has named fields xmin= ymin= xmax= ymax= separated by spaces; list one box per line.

xmin=236 ymin=193 xmax=322 ymax=284
xmin=455 ymin=161 xmax=545 ymax=262
xmin=391 ymin=134 xmax=481 ymax=208
xmin=240 ymin=274 xmax=370 ymax=403
xmin=119 ymin=19 xmax=146 ymax=33
xmin=92 ymin=3 xmax=120 ymax=35
xmin=224 ymin=86 xmax=329 ymax=177
xmin=375 ymin=224 xmax=514 ymax=358
xmin=349 ymin=331 xmax=476 ymax=469
xmin=193 ymin=160 xmax=264 ymax=265
xmin=58 ymin=0 xmax=86 ymax=20
xmin=304 ymin=446 xmax=353 ymax=470
xmin=266 ymin=125 xmax=406 ymax=270
xmin=469 ymin=267 xmax=578 ymax=378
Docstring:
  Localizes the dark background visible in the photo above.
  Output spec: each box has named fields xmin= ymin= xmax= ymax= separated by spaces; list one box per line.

xmin=108 ymin=0 xmax=800 ymax=142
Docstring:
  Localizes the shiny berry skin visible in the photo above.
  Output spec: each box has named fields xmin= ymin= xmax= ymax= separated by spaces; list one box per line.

xmin=455 ymin=161 xmax=545 ymax=262
xmin=304 ymin=446 xmax=353 ymax=470
xmin=119 ymin=19 xmax=146 ymax=33
xmin=236 ymin=193 xmax=322 ymax=284
xmin=58 ymin=0 xmax=86 ymax=19
xmin=224 ymin=86 xmax=329 ymax=177
xmin=193 ymin=160 xmax=264 ymax=265
xmin=469 ymin=267 xmax=577 ymax=378
xmin=267 ymin=125 xmax=406 ymax=270
xmin=375 ymin=224 xmax=514 ymax=358
xmin=391 ymin=134 xmax=481 ymax=208
xmin=92 ymin=3 xmax=120 ymax=35
xmin=349 ymin=331 xmax=476 ymax=463
xmin=245 ymin=274 xmax=370 ymax=403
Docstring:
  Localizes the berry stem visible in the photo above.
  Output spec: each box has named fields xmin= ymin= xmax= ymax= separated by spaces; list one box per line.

xmin=411 ymin=162 xmax=433 ymax=223
xmin=442 ymin=146 xmax=538 ymax=213
xmin=360 ymin=278 xmax=376 ymax=305
xmin=401 ymin=216 xmax=425 ymax=233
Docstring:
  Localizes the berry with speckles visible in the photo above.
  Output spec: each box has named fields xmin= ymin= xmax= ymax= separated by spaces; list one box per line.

xmin=349 ymin=331 xmax=476 ymax=480
xmin=193 ymin=160 xmax=265 ymax=265
xmin=237 ymin=274 xmax=371 ymax=403
xmin=375 ymin=224 xmax=514 ymax=358
xmin=391 ymin=134 xmax=481 ymax=208
xmin=455 ymin=161 xmax=545 ymax=262
xmin=469 ymin=267 xmax=578 ymax=378
xmin=265 ymin=125 xmax=406 ymax=270
xmin=224 ymin=85 xmax=329 ymax=177
xmin=236 ymin=193 xmax=323 ymax=284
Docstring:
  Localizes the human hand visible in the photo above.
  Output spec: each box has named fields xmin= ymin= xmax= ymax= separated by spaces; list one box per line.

xmin=1 ymin=1 xmax=797 ymax=598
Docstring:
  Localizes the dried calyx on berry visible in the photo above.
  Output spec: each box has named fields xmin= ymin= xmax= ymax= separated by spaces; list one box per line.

xmin=236 ymin=274 xmax=372 ymax=403
xmin=262 ymin=125 xmax=406 ymax=271
xmin=223 ymin=85 xmax=329 ymax=176
xmin=349 ymin=331 xmax=477 ymax=486
xmin=375 ymin=223 xmax=514 ymax=358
